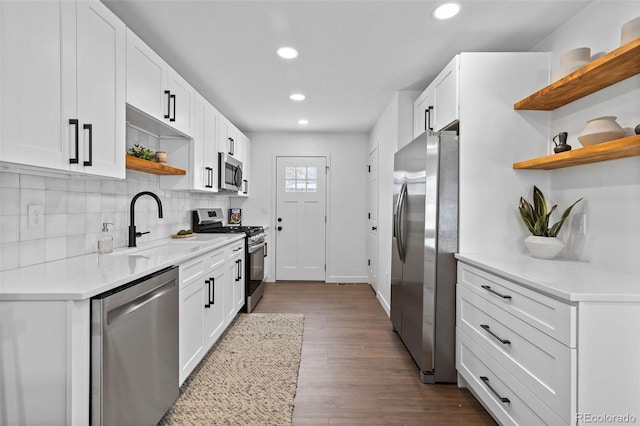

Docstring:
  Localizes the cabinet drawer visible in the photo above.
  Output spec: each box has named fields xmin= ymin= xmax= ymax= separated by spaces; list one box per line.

xmin=206 ymin=249 xmax=225 ymax=270
xmin=458 ymin=263 xmax=576 ymax=347
xmin=458 ymin=285 xmax=575 ymax=423
xmin=457 ymin=330 xmax=566 ymax=426
xmin=227 ymin=241 xmax=244 ymax=259
xmin=179 ymin=257 xmax=206 ymax=289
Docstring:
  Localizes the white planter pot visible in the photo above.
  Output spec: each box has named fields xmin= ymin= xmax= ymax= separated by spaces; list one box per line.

xmin=524 ymin=236 xmax=564 ymax=259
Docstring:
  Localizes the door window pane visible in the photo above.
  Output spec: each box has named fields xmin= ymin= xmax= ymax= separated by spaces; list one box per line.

xmin=283 ymin=165 xmax=318 ymax=193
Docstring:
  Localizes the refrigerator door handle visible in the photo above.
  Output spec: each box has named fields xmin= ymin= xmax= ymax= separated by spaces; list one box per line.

xmin=397 ymin=182 xmax=408 ymax=262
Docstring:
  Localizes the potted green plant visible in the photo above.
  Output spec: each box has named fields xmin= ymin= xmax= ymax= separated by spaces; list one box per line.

xmin=518 ymin=186 xmax=582 ymax=259
xmin=127 ymin=144 xmax=156 ymax=162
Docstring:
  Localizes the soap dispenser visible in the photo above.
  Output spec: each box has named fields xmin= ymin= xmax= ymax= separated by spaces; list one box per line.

xmin=98 ymin=222 xmax=114 ymax=254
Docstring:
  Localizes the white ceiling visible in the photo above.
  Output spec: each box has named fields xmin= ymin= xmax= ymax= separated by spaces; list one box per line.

xmin=102 ymin=0 xmax=592 ymax=134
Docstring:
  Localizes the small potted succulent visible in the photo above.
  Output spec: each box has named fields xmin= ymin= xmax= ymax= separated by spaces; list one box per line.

xmin=518 ymin=186 xmax=582 ymax=259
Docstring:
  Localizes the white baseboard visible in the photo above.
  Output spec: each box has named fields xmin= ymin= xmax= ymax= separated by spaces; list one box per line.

xmin=377 ymin=292 xmax=390 ymax=317
xmin=326 ymin=275 xmax=368 ymax=283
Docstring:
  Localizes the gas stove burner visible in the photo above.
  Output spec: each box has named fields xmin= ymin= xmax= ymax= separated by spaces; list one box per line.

xmin=192 ymin=209 xmax=264 ymax=237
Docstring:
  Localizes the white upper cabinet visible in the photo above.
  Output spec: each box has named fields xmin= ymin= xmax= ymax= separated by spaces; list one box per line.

xmin=236 ymin=132 xmax=250 ymax=197
xmin=126 ymin=29 xmax=194 ymax=137
xmin=0 ymin=0 xmax=126 ymax=178
xmin=432 ymin=56 xmax=459 ymax=132
xmin=218 ymin=114 xmax=239 ymax=158
xmin=413 ymin=85 xmax=435 ymax=138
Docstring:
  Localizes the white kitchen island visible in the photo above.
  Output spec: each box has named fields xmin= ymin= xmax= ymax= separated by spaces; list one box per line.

xmin=455 ymin=253 xmax=640 ymax=426
xmin=0 ymin=233 xmax=244 ymax=425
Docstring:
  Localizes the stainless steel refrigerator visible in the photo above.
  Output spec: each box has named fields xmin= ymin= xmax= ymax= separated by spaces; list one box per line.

xmin=391 ymin=129 xmax=458 ymax=384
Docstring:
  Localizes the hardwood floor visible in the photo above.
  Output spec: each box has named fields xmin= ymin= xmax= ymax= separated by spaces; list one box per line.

xmin=253 ymin=282 xmax=496 ymax=425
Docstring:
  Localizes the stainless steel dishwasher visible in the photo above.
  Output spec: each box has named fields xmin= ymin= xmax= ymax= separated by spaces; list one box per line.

xmin=91 ymin=266 xmax=179 ymax=425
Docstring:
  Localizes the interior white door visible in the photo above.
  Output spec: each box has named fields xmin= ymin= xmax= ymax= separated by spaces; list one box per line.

xmin=275 ymin=156 xmax=327 ymax=281
xmin=367 ymin=148 xmax=379 ymax=291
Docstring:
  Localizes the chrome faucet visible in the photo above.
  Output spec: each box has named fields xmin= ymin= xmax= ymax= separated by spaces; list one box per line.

xmin=128 ymin=191 xmax=163 ymax=247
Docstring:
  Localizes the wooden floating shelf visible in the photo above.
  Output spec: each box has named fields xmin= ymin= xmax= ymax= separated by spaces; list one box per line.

xmin=125 ymin=155 xmax=186 ymax=175
xmin=514 ymin=37 xmax=640 ymax=110
xmin=513 ymin=135 xmax=640 ymax=170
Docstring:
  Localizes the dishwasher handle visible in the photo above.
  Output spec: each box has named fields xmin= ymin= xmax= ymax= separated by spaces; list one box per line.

xmin=107 ymin=280 xmax=176 ymax=325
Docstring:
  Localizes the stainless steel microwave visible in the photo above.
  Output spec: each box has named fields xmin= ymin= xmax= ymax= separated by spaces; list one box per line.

xmin=219 ymin=152 xmax=243 ymax=192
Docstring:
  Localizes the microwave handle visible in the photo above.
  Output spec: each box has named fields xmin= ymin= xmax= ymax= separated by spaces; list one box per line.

xmin=234 ymin=165 xmax=243 ymax=189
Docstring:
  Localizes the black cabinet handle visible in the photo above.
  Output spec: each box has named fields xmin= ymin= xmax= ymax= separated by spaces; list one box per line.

xmin=170 ymin=94 xmax=176 ymax=122
xmin=204 ymin=279 xmax=211 ymax=308
xmin=480 ymin=376 xmax=510 ymax=404
xmin=427 ymin=106 xmax=434 ymax=131
xmin=210 ymin=277 xmax=215 ymax=305
xmin=480 ymin=324 xmax=511 ymax=345
xmin=238 ymin=259 xmax=242 ymax=280
xmin=205 ymin=167 xmax=213 ymax=188
xmin=481 ymin=285 xmax=512 ymax=300
xmin=164 ymin=90 xmax=171 ymax=119
xmin=235 ymin=259 xmax=242 ymax=281
xmin=69 ymin=119 xmax=79 ymax=164
xmin=83 ymin=124 xmax=92 ymax=166
xmin=264 ymin=242 xmax=268 ymax=258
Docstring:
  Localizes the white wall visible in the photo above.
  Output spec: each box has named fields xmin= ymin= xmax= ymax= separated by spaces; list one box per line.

xmin=531 ymin=1 xmax=640 ymax=275
xmin=231 ymin=132 xmax=369 ymax=283
xmin=368 ymin=91 xmax=418 ymax=315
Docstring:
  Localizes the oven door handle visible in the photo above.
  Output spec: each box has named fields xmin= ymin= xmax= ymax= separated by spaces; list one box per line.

xmin=248 ymin=241 xmax=265 ymax=254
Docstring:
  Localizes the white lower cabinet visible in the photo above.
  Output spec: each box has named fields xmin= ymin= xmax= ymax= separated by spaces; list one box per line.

xmin=456 ymin=260 xmax=640 ymax=425
xmin=178 ymin=239 xmax=245 ymax=385
xmin=226 ymin=240 xmax=245 ymax=317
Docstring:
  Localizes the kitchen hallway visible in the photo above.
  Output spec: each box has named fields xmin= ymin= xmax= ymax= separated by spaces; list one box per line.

xmin=254 ymin=282 xmax=496 ymax=425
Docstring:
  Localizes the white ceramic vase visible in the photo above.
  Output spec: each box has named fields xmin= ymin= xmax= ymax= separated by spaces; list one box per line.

xmin=577 ymin=116 xmax=625 ymax=147
xmin=524 ymin=236 xmax=564 ymax=259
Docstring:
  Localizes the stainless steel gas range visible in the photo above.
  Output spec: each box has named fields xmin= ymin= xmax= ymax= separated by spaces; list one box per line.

xmin=192 ymin=208 xmax=266 ymax=313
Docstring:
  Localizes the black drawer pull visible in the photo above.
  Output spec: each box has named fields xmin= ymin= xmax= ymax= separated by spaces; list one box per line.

xmin=164 ymin=90 xmax=171 ymax=119
xmin=204 ymin=279 xmax=211 ymax=308
xmin=69 ymin=119 xmax=79 ymax=164
xmin=170 ymin=94 xmax=176 ymax=122
xmin=480 ymin=376 xmax=510 ymax=403
xmin=480 ymin=324 xmax=511 ymax=345
xmin=481 ymin=285 xmax=511 ymax=299
xmin=83 ymin=123 xmax=93 ymax=166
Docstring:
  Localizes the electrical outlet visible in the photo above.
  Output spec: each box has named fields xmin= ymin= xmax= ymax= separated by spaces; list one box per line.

xmin=573 ymin=214 xmax=587 ymax=235
xmin=28 ymin=204 xmax=44 ymax=229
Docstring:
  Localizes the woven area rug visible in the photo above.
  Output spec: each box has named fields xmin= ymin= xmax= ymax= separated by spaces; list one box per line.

xmin=160 ymin=313 xmax=305 ymax=425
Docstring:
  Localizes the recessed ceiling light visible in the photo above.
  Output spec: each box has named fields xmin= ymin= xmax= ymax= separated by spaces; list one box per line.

xmin=290 ymin=93 xmax=306 ymax=101
xmin=298 ymin=119 xmax=309 ymax=125
xmin=276 ymin=46 xmax=299 ymax=59
xmin=433 ymin=2 xmax=461 ymax=20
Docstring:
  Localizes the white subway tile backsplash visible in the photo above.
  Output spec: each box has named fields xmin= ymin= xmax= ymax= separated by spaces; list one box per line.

xmin=45 ymin=190 xmax=68 ymax=214
xmin=101 ymin=193 xmax=116 ymax=213
xmin=67 ymin=178 xmax=86 ymax=192
xmin=19 ymin=239 xmax=45 ymax=267
xmin=20 ymin=175 xmax=45 ymax=189
xmin=66 ymin=234 xmax=86 ymax=258
xmin=45 ymin=236 xmax=67 ymax=262
xmin=0 ymin=172 xmax=20 ymax=188
xmin=101 ymin=180 xmax=116 ymax=194
xmin=46 ymin=213 xmax=68 ymax=238
xmin=0 ymin=216 xmax=19 ymax=243
xmin=85 ymin=213 xmax=102 ymax=234
xmin=20 ymin=215 xmax=45 ymax=241
xmin=1 ymin=188 xmax=20 ymax=215
xmin=67 ymin=191 xmax=86 ymax=214
xmin=46 ymin=177 xmax=68 ymax=191
xmin=0 ymin=241 xmax=20 ymax=271
xmin=67 ymin=214 xmax=87 ymax=236
xmin=20 ymin=188 xmax=45 ymax=214
xmin=86 ymin=180 xmax=101 ymax=193
xmin=85 ymin=193 xmax=102 ymax=213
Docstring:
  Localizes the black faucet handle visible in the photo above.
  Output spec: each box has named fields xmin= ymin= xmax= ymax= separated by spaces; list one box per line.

xmin=135 ymin=231 xmax=150 ymax=237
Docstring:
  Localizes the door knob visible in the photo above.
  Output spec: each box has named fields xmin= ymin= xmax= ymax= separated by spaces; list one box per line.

xmin=372 ymin=226 xmax=377 ymax=231
xmin=277 ymin=218 xmax=282 ymax=222
xmin=277 ymin=226 xmax=283 ymax=231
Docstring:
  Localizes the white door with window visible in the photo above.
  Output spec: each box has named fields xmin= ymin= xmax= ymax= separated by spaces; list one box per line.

xmin=367 ymin=148 xmax=378 ymax=291
xmin=275 ymin=156 xmax=327 ymax=281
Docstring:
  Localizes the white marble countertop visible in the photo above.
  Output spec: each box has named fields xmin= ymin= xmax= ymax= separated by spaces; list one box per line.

xmin=455 ymin=253 xmax=640 ymax=302
xmin=0 ymin=234 xmax=244 ymax=301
